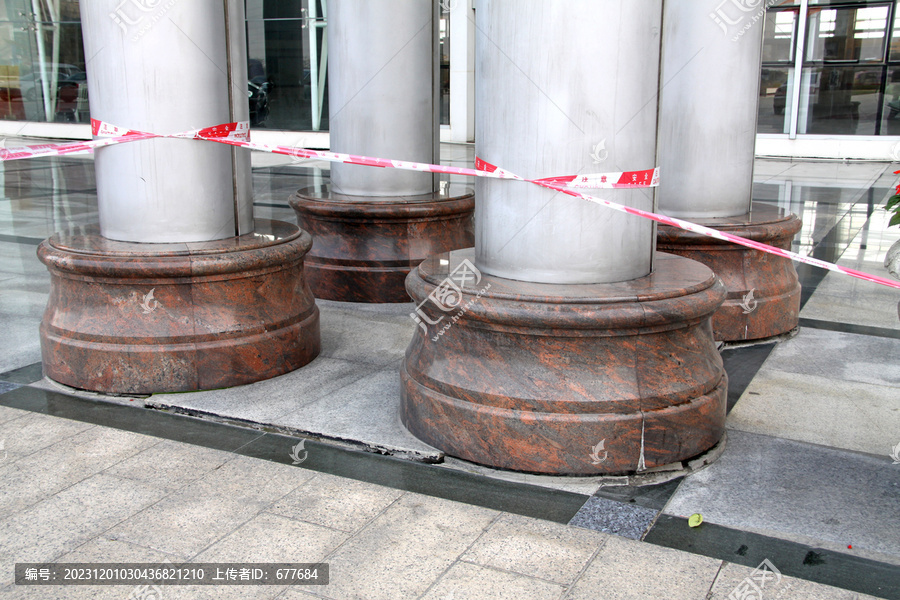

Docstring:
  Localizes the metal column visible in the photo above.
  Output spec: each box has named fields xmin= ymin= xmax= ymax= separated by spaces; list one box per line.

xmin=79 ymin=0 xmax=253 ymax=242
xmin=327 ymin=0 xmax=436 ymax=197
xmin=474 ymin=0 xmax=661 ymax=284
xmin=657 ymin=0 xmax=766 ymax=218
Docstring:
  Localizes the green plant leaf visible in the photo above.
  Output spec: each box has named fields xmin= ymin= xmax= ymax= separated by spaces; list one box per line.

xmin=886 ymin=195 xmax=900 ymax=210
xmin=890 ymin=212 xmax=900 ymax=228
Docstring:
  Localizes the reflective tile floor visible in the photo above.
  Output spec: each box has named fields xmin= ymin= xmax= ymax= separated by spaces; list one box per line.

xmin=0 ymin=141 xmax=898 ymax=599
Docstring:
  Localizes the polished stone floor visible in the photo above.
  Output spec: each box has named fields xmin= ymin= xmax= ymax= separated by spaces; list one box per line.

xmin=0 ymin=140 xmax=898 ymax=599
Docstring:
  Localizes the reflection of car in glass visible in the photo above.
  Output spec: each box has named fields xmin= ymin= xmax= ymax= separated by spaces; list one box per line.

xmin=248 ymin=77 xmax=270 ymax=126
xmin=19 ymin=63 xmax=83 ymax=101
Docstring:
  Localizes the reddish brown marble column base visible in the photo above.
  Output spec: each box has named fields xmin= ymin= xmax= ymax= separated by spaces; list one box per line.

xmin=38 ymin=219 xmax=321 ymax=394
xmin=290 ymin=185 xmax=474 ymax=303
xmin=401 ymin=249 xmax=728 ymax=475
xmin=657 ymin=205 xmax=802 ymax=342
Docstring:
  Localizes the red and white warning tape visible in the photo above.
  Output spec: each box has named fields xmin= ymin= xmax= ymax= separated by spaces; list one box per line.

xmin=2 ymin=120 xmax=899 ymax=290
xmin=534 ymin=180 xmax=900 ymax=290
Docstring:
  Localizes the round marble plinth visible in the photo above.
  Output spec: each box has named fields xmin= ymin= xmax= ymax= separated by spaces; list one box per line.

xmin=38 ymin=219 xmax=321 ymax=394
xmin=657 ymin=205 xmax=802 ymax=342
xmin=290 ymin=184 xmax=474 ymax=303
xmin=401 ymin=249 xmax=728 ymax=476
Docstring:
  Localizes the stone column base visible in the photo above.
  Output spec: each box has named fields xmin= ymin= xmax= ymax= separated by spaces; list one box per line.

xmin=38 ymin=219 xmax=320 ymax=394
xmin=401 ymin=249 xmax=727 ymax=476
xmin=657 ymin=205 xmax=802 ymax=342
xmin=290 ymin=185 xmax=474 ymax=303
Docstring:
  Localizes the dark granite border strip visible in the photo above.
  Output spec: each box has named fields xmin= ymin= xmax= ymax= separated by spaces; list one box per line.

xmin=0 ymin=385 xmax=588 ymax=525
xmin=645 ymin=514 xmax=899 ymax=600
xmin=720 ymin=343 xmax=777 ymax=414
xmin=0 ymin=362 xmax=43 ymax=384
xmin=799 ymin=317 xmax=900 ymax=341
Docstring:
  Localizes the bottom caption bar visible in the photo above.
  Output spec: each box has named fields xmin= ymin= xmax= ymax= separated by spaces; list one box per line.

xmin=15 ymin=563 xmax=329 ymax=585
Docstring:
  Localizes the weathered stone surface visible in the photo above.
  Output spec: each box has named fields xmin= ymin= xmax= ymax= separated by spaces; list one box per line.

xmin=38 ymin=219 xmax=320 ymax=394
xmin=657 ymin=205 xmax=802 ymax=342
xmin=291 ymin=185 xmax=474 ymax=303
xmin=401 ymin=249 xmax=727 ymax=475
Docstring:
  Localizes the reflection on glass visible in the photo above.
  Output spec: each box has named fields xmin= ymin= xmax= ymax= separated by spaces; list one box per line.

xmin=762 ymin=9 xmax=797 ymax=63
xmin=1 ymin=0 xmax=331 ymax=130
xmin=0 ymin=0 xmax=87 ymax=124
xmin=805 ymin=6 xmax=888 ymax=62
xmin=759 ymin=66 xmax=793 ymax=133
xmin=882 ymin=66 xmax=900 ymax=135
xmin=891 ymin=0 xmax=900 ymax=60
xmin=809 ymin=0 xmax=879 ymax=4
xmin=245 ymin=0 xmax=328 ymax=131
xmin=799 ymin=66 xmax=882 ymax=134
xmin=440 ymin=8 xmax=450 ymax=126
xmin=761 ymin=1 xmax=900 ymax=135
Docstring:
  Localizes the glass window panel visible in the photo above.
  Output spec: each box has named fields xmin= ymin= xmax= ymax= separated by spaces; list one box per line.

xmin=16 ymin=21 xmax=87 ymax=123
xmin=244 ymin=0 xmax=328 ymax=131
xmin=759 ymin=66 xmax=794 ymax=133
xmin=440 ymin=9 xmax=450 ymax=126
xmin=882 ymin=65 xmax=900 ymax=133
xmin=799 ymin=65 xmax=882 ymax=134
xmin=763 ymin=9 xmax=798 ymax=62
xmin=806 ymin=6 xmax=888 ymax=62
xmin=890 ymin=0 xmax=900 ymax=60
xmin=0 ymin=16 xmax=31 ymax=121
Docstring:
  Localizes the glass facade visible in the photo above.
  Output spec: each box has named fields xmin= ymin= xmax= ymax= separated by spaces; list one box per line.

xmin=0 ymin=0 xmax=331 ymax=131
xmin=0 ymin=1 xmax=455 ymax=133
xmin=760 ymin=0 xmax=900 ymax=136
xmin=439 ymin=4 xmax=450 ymax=126
xmin=0 ymin=1 xmax=85 ymax=123
xmin=245 ymin=0 xmax=328 ymax=131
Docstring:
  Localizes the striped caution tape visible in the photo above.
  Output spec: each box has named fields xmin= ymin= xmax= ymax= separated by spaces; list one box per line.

xmin=1 ymin=120 xmax=898 ymax=290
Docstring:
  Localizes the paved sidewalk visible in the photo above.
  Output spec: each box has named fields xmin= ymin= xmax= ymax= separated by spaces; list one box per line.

xmin=0 ymin=404 xmax=879 ymax=600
